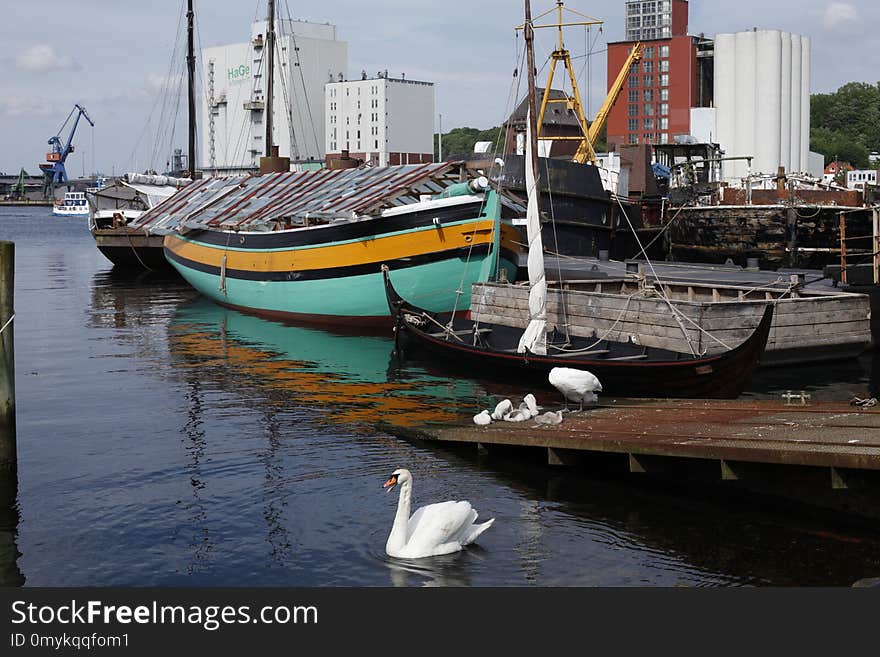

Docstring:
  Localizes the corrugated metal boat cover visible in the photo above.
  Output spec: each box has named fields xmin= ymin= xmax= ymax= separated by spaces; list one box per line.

xmin=130 ymin=163 xmax=465 ymax=235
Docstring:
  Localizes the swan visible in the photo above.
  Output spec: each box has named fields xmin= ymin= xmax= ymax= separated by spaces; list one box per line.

xmin=521 ymin=393 xmax=540 ymax=418
xmin=548 ymin=367 xmax=602 ymax=411
xmin=473 ymin=410 xmax=492 ymax=425
xmin=383 ymin=468 xmax=494 ymax=559
xmin=535 ymin=410 xmax=564 ymax=425
xmin=491 ymin=399 xmax=513 ymax=420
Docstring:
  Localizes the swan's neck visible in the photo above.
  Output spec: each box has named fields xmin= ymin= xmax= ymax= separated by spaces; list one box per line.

xmin=386 ymin=480 xmax=412 ymax=553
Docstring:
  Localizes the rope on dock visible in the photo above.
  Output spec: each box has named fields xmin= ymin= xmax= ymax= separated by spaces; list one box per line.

xmin=0 ymin=313 xmax=13 ymax=336
xmin=851 ymin=397 xmax=878 ymax=408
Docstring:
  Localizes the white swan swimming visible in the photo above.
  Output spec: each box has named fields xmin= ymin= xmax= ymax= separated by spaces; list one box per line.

xmin=383 ymin=468 xmax=494 ymax=559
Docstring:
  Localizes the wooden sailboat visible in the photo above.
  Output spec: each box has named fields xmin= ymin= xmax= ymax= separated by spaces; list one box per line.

xmin=383 ymin=0 xmax=774 ymax=399
xmin=89 ymin=0 xmax=198 ymax=270
xmin=159 ymin=1 xmax=521 ymax=325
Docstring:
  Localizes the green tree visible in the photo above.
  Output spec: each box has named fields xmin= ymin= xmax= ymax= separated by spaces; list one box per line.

xmin=435 ymin=126 xmax=503 ymax=160
xmin=810 ymin=81 xmax=880 ymax=166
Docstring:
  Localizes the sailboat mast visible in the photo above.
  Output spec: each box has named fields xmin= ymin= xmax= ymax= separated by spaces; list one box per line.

xmin=265 ymin=0 xmax=276 ymax=156
xmin=186 ymin=0 xmax=196 ymax=176
xmin=524 ymin=0 xmax=541 ymax=215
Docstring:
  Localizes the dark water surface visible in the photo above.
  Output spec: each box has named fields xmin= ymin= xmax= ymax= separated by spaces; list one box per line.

xmin=1 ymin=206 xmax=879 ymax=587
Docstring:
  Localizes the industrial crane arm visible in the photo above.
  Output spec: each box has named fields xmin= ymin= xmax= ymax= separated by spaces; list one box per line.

xmin=573 ymin=42 xmax=642 ymax=164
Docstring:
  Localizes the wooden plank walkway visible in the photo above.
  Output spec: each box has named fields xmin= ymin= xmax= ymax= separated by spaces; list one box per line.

xmin=390 ymin=399 xmax=880 ymax=472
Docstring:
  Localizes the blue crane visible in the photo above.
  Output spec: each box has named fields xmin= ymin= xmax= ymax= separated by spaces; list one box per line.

xmin=39 ymin=103 xmax=94 ymax=197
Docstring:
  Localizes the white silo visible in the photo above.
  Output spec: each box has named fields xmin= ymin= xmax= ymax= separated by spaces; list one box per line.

xmin=789 ymin=34 xmax=802 ymax=173
xmin=799 ymin=36 xmax=811 ymax=173
xmin=714 ymin=33 xmax=737 ymax=180
xmin=755 ymin=31 xmax=783 ymax=178
xmin=733 ymin=30 xmax=757 ymax=182
xmin=779 ymin=32 xmax=792 ymax=172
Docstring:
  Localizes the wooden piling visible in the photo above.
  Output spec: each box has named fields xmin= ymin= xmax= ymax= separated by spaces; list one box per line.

xmin=0 ymin=241 xmax=21 ymax=585
xmin=0 ymin=241 xmax=15 ymax=473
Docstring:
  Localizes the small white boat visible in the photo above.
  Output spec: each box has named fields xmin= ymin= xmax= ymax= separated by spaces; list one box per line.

xmin=52 ymin=191 xmax=89 ymax=217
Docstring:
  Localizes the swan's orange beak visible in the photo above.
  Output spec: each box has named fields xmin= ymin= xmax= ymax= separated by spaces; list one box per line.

xmin=383 ymin=475 xmax=398 ymax=493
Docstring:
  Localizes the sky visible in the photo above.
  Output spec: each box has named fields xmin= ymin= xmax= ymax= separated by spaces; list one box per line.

xmin=1 ymin=0 xmax=877 ymax=175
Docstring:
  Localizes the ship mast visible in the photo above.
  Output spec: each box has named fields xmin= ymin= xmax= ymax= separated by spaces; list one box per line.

xmin=186 ymin=0 xmax=197 ymax=177
xmin=524 ymin=0 xmax=540 ymax=217
xmin=265 ymin=0 xmax=276 ymax=156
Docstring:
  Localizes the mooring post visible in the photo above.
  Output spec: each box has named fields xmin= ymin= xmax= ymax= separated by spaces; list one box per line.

xmin=0 ymin=241 xmax=22 ymax=586
xmin=0 ymin=241 xmax=15 ymax=472
xmin=873 ymin=206 xmax=879 ymax=286
xmin=839 ymin=212 xmax=847 ymax=286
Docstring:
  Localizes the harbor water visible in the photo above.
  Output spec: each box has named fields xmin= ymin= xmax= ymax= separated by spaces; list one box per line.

xmin=1 ymin=206 xmax=879 ymax=586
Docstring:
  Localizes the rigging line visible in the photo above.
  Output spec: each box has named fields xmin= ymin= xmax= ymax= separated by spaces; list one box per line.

xmin=613 ymin=193 xmax=700 ymax=355
xmin=542 ymin=155 xmax=571 ymax=343
xmin=273 ymin=15 xmax=300 ymax=160
xmin=629 ymin=202 xmax=686 ymax=259
xmin=153 ymin=1 xmax=186 ymax=168
xmin=283 ymin=0 xmax=320 ymax=158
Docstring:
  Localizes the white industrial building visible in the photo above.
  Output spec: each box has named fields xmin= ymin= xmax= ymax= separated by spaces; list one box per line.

xmin=324 ymin=74 xmax=434 ymax=167
xmin=706 ymin=29 xmax=823 ymax=184
xmin=847 ymin=169 xmax=878 ymax=190
xmin=201 ymin=20 xmax=347 ymax=174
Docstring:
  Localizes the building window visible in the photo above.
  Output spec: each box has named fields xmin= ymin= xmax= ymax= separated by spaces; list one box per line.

xmin=660 ymin=59 xmax=669 ymax=72
xmin=643 ymin=103 xmax=654 ymax=115
xmin=628 ymin=118 xmax=638 ymax=131
xmin=643 ymin=132 xmax=655 ymax=142
xmin=629 ymin=75 xmax=638 ymax=89
xmin=660 ymin=133 xmax=669 ymax=144
xmin=643 ymin=60 xmax=654 ymax=73
xmin=643 ymin=88 xmax=653 ymax=102
xmin=659 ymin=102 xmax=669 ymax=116
xmin=660 ymin=74 xmax=669 ymax=86
xmin=628 ymin=89 xmax=639 ymax=102
xmin=628 ymin=103 xmax=638 ymax=117
xmin=643 ymin=46 xmax=654 ymax=58
xmin=643 ymin=75 xmax=653 ymax=87
xmin=643 ymin=118 xmax=654 ymax=130
xmin=374 ymin=140 xmax=379 ymax=148
xmin=627 ymin=16 xmax=641 ymax=29
xmin=660 ymin=88 xmax=669 ymax=101
xmin=659 ymin=45 xmax=669 ymax=57
xmin=659 ymin=117 xmax=668 ymax=130
xmin=629 ymin=134 xmax=638 ymax=144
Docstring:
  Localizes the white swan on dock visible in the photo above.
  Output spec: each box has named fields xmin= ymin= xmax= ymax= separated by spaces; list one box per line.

xmin=548 ymin=367 xmax=602 ymax=411
xmin=383 ymin=469 xmax=494 ymax=559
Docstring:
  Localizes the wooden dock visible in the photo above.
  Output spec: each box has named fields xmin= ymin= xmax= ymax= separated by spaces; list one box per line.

xmin=381 ymin=398 xmax=880 ymax=522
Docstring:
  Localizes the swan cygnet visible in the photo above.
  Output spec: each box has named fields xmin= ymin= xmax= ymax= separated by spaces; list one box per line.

xmin=491 ymin=399 xmax=513 ymax=420
xmin=520 ymin=393 xmax=540 ymax=418
xmin=503 ymin=408 xmax=531 ymax=422
xmin=535 ymin=410 xmax=564 ymax=425
xmin=473 ymin=410 xmax=492 ymax=426
xmin=548 ymin=367 xmax=602 ymax=411
xmin=383 ymin=469 xmax=494 ymax=559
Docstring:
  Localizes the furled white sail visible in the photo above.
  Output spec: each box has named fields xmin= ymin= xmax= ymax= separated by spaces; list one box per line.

xmin=516 ymin=109 xmax=547 ymax=356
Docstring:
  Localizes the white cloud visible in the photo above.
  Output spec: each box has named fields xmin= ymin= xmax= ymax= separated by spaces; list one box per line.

xmin=822 ymin=2 xmax=860 ymax=29
xmin=15 ymin=45 xmax=80 ymax=72
xmin=0 ymin=95 xmax=59 ymax=118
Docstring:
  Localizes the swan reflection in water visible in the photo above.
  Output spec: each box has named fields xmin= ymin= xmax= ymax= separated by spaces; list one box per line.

xmin=385 ymin=552 xmax=483 ymax=587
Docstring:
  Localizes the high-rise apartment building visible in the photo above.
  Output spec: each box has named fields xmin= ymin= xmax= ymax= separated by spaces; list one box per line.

xmin=607 ymin=0 xmax=710 ymax=149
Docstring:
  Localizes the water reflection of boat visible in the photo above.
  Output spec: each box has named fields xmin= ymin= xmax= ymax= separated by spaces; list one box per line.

xmin=168 ymin=299 xmax=486 ymax=428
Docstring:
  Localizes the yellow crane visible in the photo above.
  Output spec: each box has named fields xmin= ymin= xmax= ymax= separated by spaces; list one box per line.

xmin=518 ymin=1 xmax=642 ymax=164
